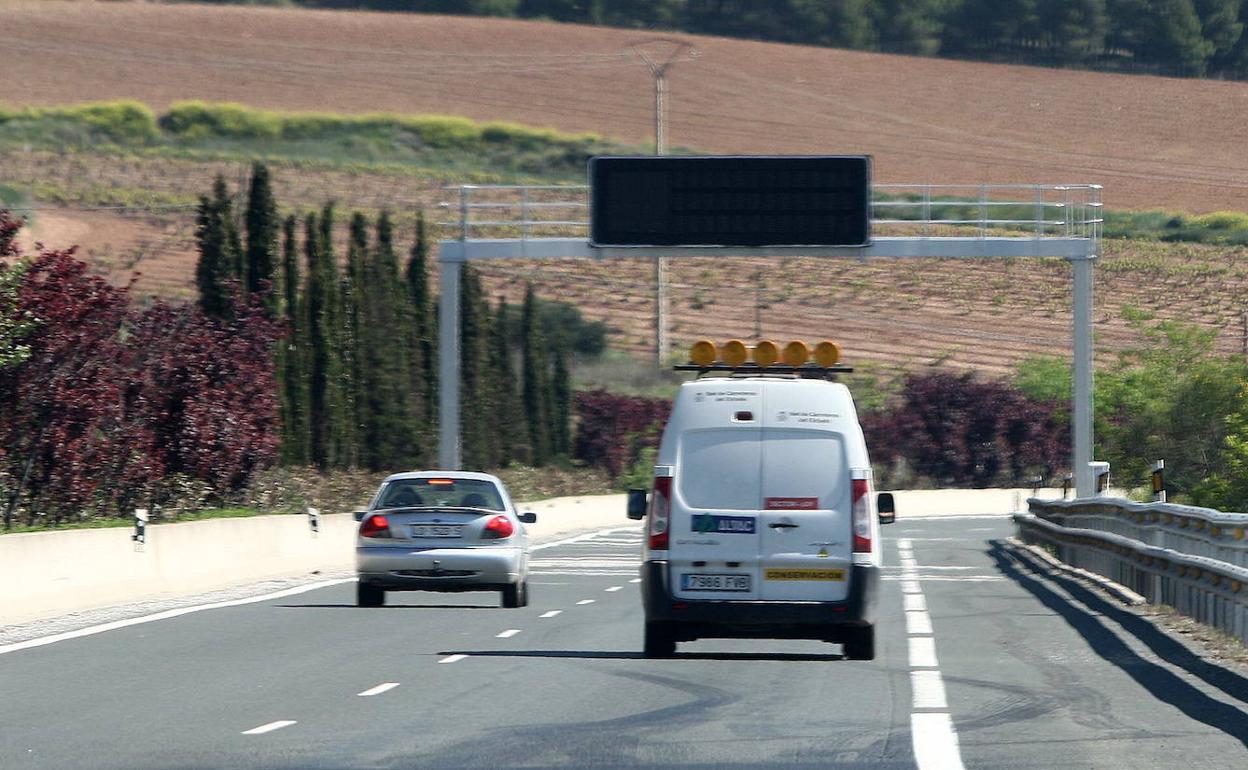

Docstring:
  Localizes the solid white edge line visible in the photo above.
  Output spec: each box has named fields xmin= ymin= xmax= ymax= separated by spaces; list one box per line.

xmin=911 ymin=713 xmax=966 ymax=770
xmin=241 ymin=720 xmax=297 ymax=735
xmin=438 ymin=654 xmax=467 ymax=664
xmin=539 ymin=610 xmax=562 ymax=618
xmin=0 ymin=578 xmax=356 ymax=657
xmin=357 ymin=682 xmax=400 ymax=697
xmin=496 ymin=629 xmax=521 ymax=638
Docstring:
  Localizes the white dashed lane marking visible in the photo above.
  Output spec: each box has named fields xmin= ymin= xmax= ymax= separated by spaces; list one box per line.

xmin=438 ymin=654 xmax=467 ymax=664
xmin=576 ymin=599 xmax=595 ymax=605
xmin=903 ymin=594 xmax=927 ymax=612
xmin=908 ymin=637 xmax=939 ymax=668
xmin=539 ymin=610 xmax=562 ymax=618
xmin=496 ymin=629 xmax=521 ymax=638
xmin=910 ymin=670 xmax=949 ymax=709
xmin=241 ymin=720 xmax=296 ymax=735
xmin=605 ymin=586 xmax=622 ymax=592
xmin=357 ymin=683 xmax=400 ymax=697
xmin=629 ymin=578 xmax=642 ymax=583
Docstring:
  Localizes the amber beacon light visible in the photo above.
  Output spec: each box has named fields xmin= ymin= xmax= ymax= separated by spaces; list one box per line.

xmin=683 ymin=339 xmax=848 ymax=373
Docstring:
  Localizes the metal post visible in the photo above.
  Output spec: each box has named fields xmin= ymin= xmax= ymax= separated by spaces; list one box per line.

xmin=438 ymin=256 xmax=462 ymax=470
xmin=1072 ymin=254 xmax=1095 ymax=497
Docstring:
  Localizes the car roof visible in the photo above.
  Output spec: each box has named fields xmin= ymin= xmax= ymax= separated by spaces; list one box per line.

xmin=381 ymin=470 xmax=504 ymax=485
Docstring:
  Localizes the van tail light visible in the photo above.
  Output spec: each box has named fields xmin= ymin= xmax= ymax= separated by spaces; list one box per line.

xmin=482 ymin=515 xmax=514 ymax=539
xmin=851 ymin=478 xmax=871 ymax=553
xmin=648 ymin=475 xmax=672 ymax=551
xmin=360 ymin=514 xmax=392 ymax=539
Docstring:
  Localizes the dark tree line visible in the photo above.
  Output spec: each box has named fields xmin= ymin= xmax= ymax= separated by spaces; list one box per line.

xmin=194 ymin=164 xmax=576 ymax=473
xmin=272 ymin=0 xmax=1248 ymax=78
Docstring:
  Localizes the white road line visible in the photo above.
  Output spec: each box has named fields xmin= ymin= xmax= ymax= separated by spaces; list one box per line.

xmin=903 ymin=594 xmax=927 ymax=612
xmin=576 ymin=599 xmax=596 ymax=605
xmin=897 ymin=538 xmax=913 ymax=549
xmin=900 ymin=580 xmax=923 ymax=594
xmin=910 ymin=670 xmax=949 ymax=710
xmin=911 ymin=713 xmax=966 ymax=770
xmin=909 ymin=636 xmax=939 ymax=668
xmin=629 ymin=578 xmax=642 ymax=583
xmin=530 ymin=527 xmax=641 ymax=552
xmin=438 ymin=654 xmax=467 ymax=664
xmin=886 ymin=575 xmax=1005 ymax=582
xmin=905 ymin=611 xmax=934 ymax=635
xmin=0 ymin=578 xmax=355 ymax=657
xmin=539 ymin=610 xmax=562 ymax=618
xmin=605 ymin=586 xmax=623 ymax=592
xmin=900 ymin=557 xmax=918 ymax=568
xmin=496 ymin=629 xmax=521 ymax=638
xmin=902 ymin=513 xmax=1008 ymax=521
xmin=357 ymin=682 xmax=400 ymax=697
xmin=241 ymin=720 xmax=296 ymax=735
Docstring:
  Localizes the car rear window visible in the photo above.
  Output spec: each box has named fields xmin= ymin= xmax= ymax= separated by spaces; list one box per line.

xmin=679 ymin=429 xmax=762 ymax=510
xmin=376 ymin=478 xmax=505 ymax=511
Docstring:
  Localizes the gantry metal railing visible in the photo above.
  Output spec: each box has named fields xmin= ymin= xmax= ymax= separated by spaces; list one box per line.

xmin=438 ymin=183 xmax=1102 ymax=242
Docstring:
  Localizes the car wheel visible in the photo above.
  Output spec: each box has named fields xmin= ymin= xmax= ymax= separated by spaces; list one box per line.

xmin=502 ymin=582 xmax=523 ymax=608
xmin=843 ymin=626 xmax=875 ymax=661
xmin=643 ymin=621 xmax=677 ymax=658
xmin=517 ymin=580 xmax=530 ymax=607
xmin=357 ymin=582 xmax=384 ymax=608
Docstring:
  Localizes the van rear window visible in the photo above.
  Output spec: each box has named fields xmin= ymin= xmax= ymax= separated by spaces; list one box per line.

xmin=679 ymin=430 xmax=762 ymax=510
xmin=761 ymin=430 xmax=847 ymax=509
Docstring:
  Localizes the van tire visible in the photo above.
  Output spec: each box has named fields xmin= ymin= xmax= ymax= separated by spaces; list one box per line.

xmin=643 ymin=621 xmax=677 ymax=658
xmin=843 ymin=626 xmax=875 ymax=660
xmin=357 ymin=583 xmax=385 ymax=608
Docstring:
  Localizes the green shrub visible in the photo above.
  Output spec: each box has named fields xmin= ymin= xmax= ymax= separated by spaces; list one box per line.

xmin=63 ymin=101 xmax=159 ymax=142
xmin=161 ymin=101 xmax=282 ymax=140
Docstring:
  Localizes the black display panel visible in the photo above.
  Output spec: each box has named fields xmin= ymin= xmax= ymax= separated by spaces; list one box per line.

xmin=589 ymin=155 xmax=871 ymax=247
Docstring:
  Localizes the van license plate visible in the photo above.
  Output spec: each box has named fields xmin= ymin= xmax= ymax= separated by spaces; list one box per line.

xmin=410 ymin=525 xmax=463 ymax=538
xmin=681 ymin=574 xmax=751 ymax=591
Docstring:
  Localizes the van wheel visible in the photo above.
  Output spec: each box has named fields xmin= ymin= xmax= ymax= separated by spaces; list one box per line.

xmin=843 ymin=626 xmax=875 ymax=661
xmin=501 ymin=582 xmax=524 ymax=608
xmin=357 ymin=582 xmax=384 ymax=608
xmin=643 ymin=621 xmax=676 ymax=658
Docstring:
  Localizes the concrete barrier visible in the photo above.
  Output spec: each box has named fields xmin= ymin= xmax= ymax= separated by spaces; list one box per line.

xmin=0 ymin=493 xmax=630 ymax=627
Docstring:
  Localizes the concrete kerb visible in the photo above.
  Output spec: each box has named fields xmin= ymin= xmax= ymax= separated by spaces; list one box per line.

xmin=0 ymin=493 xmax=634 ymax=628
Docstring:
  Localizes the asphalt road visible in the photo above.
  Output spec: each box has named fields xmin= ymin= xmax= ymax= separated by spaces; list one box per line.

xmin=3 ymin=516 xmax=1248 ymax=769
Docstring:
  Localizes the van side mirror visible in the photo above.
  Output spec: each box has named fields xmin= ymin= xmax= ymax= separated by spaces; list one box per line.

xmin=627 ymin=488 xmax=649 ymax=520
xmin=519 ymin=512 xmax=537 ymax=524
xmin=877 ymin=493 xmax=896 ymax=525
xmin=353 ymin=510 xmax=368 ymax=522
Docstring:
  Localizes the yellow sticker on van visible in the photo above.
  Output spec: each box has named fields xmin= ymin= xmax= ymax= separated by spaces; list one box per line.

xmin=764 ymin=568 xmax=846 ymax=581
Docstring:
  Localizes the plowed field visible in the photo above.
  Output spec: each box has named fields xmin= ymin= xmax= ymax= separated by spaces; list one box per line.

xmin=4 ymin=0 xmax=1248 ymax=212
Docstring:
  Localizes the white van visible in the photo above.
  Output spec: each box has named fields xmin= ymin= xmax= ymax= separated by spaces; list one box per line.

xmin=627 ymin=374 xmax=895 ymax=659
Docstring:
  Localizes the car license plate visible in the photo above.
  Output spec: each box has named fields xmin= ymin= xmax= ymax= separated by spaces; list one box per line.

xmin=410 ymin=525 xmax=463 ymax=538
xmin=681 ymin=573 xmax=751 ymax=592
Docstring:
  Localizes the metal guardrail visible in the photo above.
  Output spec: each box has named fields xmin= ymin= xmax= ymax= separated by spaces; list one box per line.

xmin=1018 ymin=498 xmax=1248 ymax=643
xmin=438 ymin=183 xmax=1103 ymax=242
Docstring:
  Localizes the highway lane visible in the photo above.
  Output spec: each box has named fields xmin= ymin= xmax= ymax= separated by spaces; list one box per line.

xmin=3 ymin=516 xmax=1248 ymax=769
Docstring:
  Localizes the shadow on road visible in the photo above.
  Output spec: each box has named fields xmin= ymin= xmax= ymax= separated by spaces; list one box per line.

xmin=990 ymin=539 xmax=1248 ymax=748
xmin=276 ymin=603 xmax=498 ymax=610
xmin=439 ymin=649 xmax=843 ymax=662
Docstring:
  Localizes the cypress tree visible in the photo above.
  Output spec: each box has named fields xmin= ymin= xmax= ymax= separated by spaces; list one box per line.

xmin=305 ymin=207 xmax=345 ymax=469
xmin=521 ymin=283 xmax=551 ymax=466
xmin=489 ymin=296 xmax=519 ymax=467
xmin=277 ymin=214 xmax=307 ymax=465
xmin=244 ymin=162 xmax=279 ymax=310
xmin=338 ymin=212 xmax=369 ymax=468
xmin=406 ymin=211 xmax=436 ymax=454
xmin=193 ymin=175 xmax=240 ymax=319
xmin=551 ymin=335 xmax=572 ymax=458
xmin=459 ymin=264 xmax=490 ymax=469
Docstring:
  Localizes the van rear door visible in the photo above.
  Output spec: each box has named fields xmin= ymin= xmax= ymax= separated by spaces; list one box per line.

xmin=757 ymin=391 xmax=853 ymax=602
xmin=669 ymin=385 xmax=764 ymax=600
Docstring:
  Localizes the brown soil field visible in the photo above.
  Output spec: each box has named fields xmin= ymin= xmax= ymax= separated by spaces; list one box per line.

xmin=3 ymin=0 xmax=1248 ymax=213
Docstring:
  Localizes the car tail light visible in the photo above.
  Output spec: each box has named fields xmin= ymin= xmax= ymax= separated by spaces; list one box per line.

xmin=360 ymin=514 xmax=391 ymax=539
xmin=851 ymin=477 xmax=871 ymax=553
xmin=483 ymin=515 xmax=514 ymax=539
xmin=648 ymin=475 xmax=672 ymax=551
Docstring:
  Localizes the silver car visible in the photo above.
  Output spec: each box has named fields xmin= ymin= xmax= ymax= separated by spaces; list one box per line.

xmin=354 ymin=471 xmax=537 ymax=608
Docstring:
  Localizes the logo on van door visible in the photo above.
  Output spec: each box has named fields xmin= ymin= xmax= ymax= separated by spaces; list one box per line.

xmin=691 ymin=514 xmax=756 ymax=535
